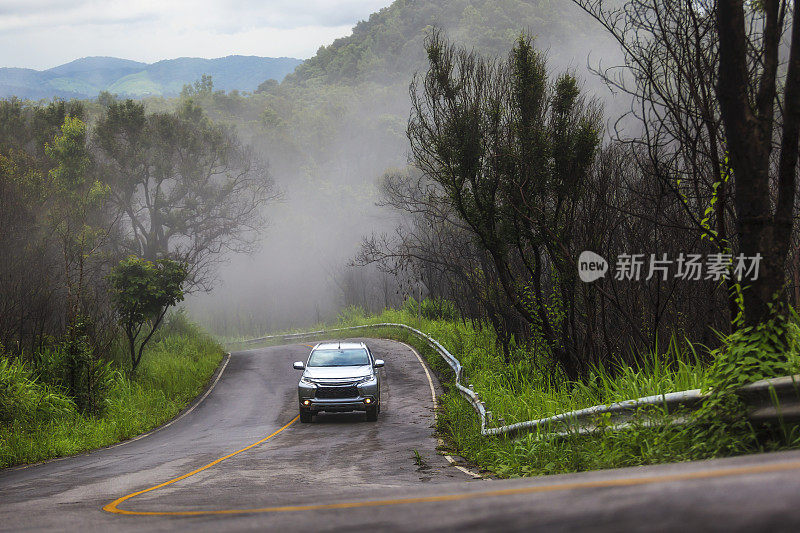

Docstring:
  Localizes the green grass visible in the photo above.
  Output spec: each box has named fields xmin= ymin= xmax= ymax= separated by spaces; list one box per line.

xmin=230 ymin=307 xmax=708 ymax=422
xmin=232 ymin=304 xmax=800 ymax=478
xmin=0 ymin=322 xmax=224 ymax=469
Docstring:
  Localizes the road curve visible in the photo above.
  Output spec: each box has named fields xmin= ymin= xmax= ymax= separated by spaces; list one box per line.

xmin=2 ymin=338 xmax=800 ymax=532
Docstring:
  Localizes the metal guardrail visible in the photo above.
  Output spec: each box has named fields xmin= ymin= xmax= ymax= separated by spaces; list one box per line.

xmin=231 ymin=323 xmax=800 ymax=438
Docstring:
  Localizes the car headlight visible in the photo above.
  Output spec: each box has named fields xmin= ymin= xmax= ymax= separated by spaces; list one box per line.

xmin=356 ymin=375 xmax=376 ymax=385
xmin=299 ymin=377 xmax=317 ymax=387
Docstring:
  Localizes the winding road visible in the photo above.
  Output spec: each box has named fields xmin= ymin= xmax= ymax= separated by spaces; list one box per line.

xmin=2 ymin=339 xmax=800 ymax=532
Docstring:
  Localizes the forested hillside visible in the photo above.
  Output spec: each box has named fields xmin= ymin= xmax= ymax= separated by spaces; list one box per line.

xmin=286 ymin=0 xmax=599 ymax=86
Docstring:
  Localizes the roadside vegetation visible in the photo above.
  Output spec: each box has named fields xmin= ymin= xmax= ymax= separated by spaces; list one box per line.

xmin=317 ymin=3 xmax=800 ymax=479
xmin=238 ymin=301 xmax=800 ymax=477
xmin=0 ymin=87 xmax=268 ymax=468
xmin=0 ymin=313 xmax=223 ymax=468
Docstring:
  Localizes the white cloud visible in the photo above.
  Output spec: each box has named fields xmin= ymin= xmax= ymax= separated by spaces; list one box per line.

xmin=0 ymin=0 xmax=392 ymax=69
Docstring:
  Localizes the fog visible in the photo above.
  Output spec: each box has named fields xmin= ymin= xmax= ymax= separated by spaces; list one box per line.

xmin=185 ymin=4 xmax=629 ymax=337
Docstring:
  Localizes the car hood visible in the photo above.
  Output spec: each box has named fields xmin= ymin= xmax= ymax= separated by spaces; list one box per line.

xmin=303 ymin=365 xmax=373 ymax=380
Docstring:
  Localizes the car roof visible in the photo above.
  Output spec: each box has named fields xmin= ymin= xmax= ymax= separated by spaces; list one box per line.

xmin=313 ymin=342 xmax=367 ymax=351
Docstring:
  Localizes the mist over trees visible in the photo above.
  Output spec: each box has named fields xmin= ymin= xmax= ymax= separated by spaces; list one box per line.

xmin=94 ymin=98 xmax=276 ymax=291
xmin=180 ymin=0 xmax=623 ymax=334
xmin=286 ymin=0 xmax=604 ymax=86
xmin=169 ymin=0 xmax=799 ymax=369
xmin=359 ymin=0 xmax=800 ymax=379
xmin=0 ymin=96 xmax=273 ymax=409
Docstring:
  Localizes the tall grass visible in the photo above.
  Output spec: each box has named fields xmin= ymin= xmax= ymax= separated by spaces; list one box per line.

xmin=0 ymin=358 xmax=75 ymax=427
xmin=0 ymin=314 xmax=224 ymax=468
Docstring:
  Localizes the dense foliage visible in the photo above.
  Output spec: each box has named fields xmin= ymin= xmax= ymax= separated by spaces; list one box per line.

xmin=360 ymin=1 xmax=800 ymax=386
xmin=3 ymin=0 xmax=800 ymax=474
xmin=0 ymin=97 xmax=273 ymax=357
xmin=167 ymin=0 xmax=620 ymax=335
xmin=406 ymin=32 xmax=602 ymax=378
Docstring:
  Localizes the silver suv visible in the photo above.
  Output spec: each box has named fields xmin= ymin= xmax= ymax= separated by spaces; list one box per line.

xmin=293 ymin=342 xmax=384 ymax=423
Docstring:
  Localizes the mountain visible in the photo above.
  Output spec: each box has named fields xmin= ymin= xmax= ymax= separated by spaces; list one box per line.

xmin=0 ymin=56 xmax=303 ymax=100
xmin=284 ymin=0 xmax=607 ymax=87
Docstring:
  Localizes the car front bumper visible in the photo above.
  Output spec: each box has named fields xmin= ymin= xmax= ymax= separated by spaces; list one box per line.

xmin=298 ymin=379 xmax=379 ymax=413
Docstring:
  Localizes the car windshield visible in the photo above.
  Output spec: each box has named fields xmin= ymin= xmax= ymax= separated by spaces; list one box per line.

xmin=307 ymin=348 xmax=370 ymax=367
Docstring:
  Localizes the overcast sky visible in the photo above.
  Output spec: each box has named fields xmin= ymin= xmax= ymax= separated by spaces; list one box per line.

xmin=0 ymin=0 xmax=393 ymax=70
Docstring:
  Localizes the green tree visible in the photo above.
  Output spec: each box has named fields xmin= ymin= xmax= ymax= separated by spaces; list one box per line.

xmin=408 ymin=31 xmax=602 ymax=378
xmin=180 ymin=74 xmax=214 ymax=100
xmin=45 ymin=116 xmax=110 ymax=321
xmin=109 ymin=256 xmax=187 ymax=371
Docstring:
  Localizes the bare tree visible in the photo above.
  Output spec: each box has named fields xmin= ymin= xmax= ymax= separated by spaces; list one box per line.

xmin=363 ymin=31 xmax=736 ymax=377
xmin=574 ymin=0 xmax=800 ymax=325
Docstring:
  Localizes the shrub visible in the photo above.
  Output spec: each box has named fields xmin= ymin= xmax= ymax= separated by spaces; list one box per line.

xmin=1 ymin=318 xmax=223 ymax=468
xmin=687 ymin=310 xmax=800 ymax=458
xmin=37 ymin=319 xmax=117 ymax=414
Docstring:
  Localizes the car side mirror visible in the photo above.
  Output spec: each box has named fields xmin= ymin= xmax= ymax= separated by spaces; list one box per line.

xmin=293 ymin=361 xmax=305 ymax=370
xmin=373 ymin=359 xmax=385 ymax=368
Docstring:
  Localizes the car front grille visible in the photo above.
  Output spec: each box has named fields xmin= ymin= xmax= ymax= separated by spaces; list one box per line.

xmin=314 ymin=385 xmax=359 ymax=399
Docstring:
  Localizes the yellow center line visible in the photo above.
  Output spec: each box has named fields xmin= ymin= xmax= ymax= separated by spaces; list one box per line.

xmin=103 ymin=411 xmax=800 ymax=517
xmin=103 ymin=416 xmax=299 ymax=515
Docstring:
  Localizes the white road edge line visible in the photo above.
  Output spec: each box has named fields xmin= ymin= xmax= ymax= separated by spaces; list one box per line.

xmin=399 ymin=341 xmax=483 ymax=480
xmin=7 ymin=351 xmax=233 ymax=472
xmin=113 ymin=351 xmax=233 ymax=443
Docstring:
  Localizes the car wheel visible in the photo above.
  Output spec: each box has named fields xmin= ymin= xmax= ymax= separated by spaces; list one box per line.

xmin=300 ymin=411 xmax=314 ymax=423
xmin=365 ymin=406 xmax=378 ymax=421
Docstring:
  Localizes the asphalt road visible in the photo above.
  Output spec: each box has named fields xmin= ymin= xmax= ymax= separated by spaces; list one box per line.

xmin=2 ymin=339 xmax=800 ymax=532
